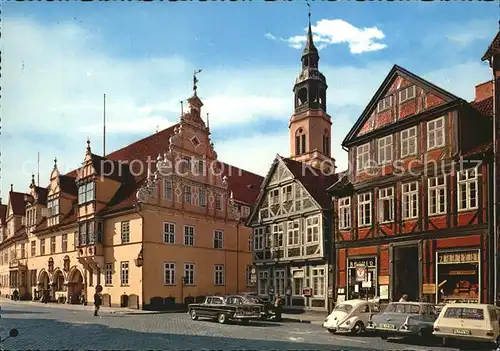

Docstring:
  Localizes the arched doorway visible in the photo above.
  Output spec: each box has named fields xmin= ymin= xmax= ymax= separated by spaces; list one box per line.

xmin=67 ymin=267 xmax=84 ymax=304
xmin=38 ymin=270 xmax=49 ymax=290
xmin=51 ymin=270 xmax=66 ymax=303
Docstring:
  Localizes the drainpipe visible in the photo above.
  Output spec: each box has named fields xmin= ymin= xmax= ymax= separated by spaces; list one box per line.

xmin=492 ymin=54 xmax=498 ymax=305
xmin=236 ymin=221 xmax=240 ymax=294
xmin=134 ymin=202 xmax=145 ymax=310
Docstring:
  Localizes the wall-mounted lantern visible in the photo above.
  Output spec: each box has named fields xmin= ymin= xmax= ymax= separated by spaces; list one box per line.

xmin=134 ymin=248 xmax=144 ymax=267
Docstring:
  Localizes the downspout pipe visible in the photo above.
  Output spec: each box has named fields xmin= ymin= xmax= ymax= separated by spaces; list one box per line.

xmin=134 ymin=202 xmax=145 ymax=310
xmin=492 ymin=54 xmax=498 ymax=305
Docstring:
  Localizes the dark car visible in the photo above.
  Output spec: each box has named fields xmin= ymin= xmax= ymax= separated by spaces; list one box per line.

xmin=188 ymin=295 xmax=263 ymax=325
xmin=366 ymin=302 xmax=437 ymax=340
xmin=235 ymin=294 xmax=274 ymax=320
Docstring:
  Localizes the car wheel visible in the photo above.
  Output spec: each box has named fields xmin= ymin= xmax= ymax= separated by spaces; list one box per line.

xmin=380 ymin=335 xmax=388 ymax=340
xmin=327 ymin=329 xmax=336 ymax=334
xmin=217 ymin=313 xmax=227 ymax=324
xmin=351 ymin=321 xmax=364 ymax=335
xmin=240 ymin=319 xmax=249 ymax=325
xmin=190 ymin=310 xmax=198 ymax=321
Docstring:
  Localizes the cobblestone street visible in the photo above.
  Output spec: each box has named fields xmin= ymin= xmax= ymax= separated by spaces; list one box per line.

xmin=0 ymin=300 xmax=495 ymax=350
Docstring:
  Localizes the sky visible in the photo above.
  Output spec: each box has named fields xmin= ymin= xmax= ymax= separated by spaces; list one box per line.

xmin=1 ymin=2 xmax=499 ymax=199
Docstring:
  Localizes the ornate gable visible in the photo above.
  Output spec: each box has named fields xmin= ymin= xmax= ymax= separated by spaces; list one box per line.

xmin=344 ymin=65 xmax=461 ymax=145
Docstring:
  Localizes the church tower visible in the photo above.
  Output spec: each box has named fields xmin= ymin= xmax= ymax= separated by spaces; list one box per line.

xmin=289 ymin=7 xmax=335 ymax=173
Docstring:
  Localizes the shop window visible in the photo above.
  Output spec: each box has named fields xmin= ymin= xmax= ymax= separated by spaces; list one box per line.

xmin=347 ymin=258 xmax=377 ymax=300
xmin=437 ymin=250 xmax=480 ymax=304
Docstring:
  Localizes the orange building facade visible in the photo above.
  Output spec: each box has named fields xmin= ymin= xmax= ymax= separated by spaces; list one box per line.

xmin=0 ymin=88 xmax=263 ymax=309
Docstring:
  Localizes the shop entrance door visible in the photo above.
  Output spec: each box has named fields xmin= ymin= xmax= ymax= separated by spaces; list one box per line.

xmin=393 ymin=245 xmax=419 ymax=302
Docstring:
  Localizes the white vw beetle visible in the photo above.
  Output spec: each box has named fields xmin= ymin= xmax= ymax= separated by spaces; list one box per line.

xmin=323 ymin=299 xmax=381 ymax=335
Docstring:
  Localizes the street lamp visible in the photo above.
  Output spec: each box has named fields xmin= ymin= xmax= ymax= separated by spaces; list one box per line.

xmin=134 ymin=248 xmax=144 ymax=267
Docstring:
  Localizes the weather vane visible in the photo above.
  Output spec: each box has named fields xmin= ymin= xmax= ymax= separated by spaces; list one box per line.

xmin=193 ymin=69 xmax=202 ymax=96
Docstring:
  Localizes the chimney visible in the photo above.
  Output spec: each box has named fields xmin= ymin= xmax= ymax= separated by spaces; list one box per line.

xmin=475 ymin=80 xmax=494 ymax=102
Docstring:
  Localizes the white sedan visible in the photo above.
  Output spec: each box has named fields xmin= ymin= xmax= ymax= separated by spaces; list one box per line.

xmin=323 ymin=299 xmax=381 ymax=335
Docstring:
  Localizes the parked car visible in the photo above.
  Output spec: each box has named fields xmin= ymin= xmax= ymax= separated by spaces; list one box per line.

xmin=323 ymin=299 xmax=380 ymax=335
xmin=235 ymin=294 xmax=274 ymax=320
xmin=366 ymin=302 xmax=437 ymax=340
xmin=188 ymin=295 xmax=263 ymax=325
xmin=433 ymin=303 xmax=500 ymax=346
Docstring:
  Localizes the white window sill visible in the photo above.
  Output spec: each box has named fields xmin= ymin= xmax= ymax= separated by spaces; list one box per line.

xmin=457 ymin=207 xmax=478 ymax=213
xmin=357 ymin=224 xmax=372 ymax=228
xmin=402 ymin=217 xmax=418 ymax=220
xmin=378 ymin=220 xmax=394 ymax=225
xmin=428 ymin=212 xmax=447 ymax=217
xmin=427 ymin=144 xmax=445 ymax=151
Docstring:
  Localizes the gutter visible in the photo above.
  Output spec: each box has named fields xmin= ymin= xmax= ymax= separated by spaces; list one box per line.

xmin=492 ymin=54 xmax=498 ymax=305
xmin=134 ymin=202 xmax=146 ymax=310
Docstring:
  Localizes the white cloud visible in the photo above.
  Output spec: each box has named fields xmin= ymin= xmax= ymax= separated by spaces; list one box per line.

xmin=266 ymin=19 xmax=387 ymax=54
xmin=0 ymin=16 xmax=491 ymax=198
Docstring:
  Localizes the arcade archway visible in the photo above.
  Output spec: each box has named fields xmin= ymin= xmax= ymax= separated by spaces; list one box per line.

xmin=67 ymin=267 xmax=84 ymax=304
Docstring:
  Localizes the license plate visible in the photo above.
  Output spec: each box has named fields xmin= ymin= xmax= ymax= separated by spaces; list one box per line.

xmin=380 ymin=323 xmax=395 ymax=329
xmin=453 ymin=329 xmax=471 ymax=335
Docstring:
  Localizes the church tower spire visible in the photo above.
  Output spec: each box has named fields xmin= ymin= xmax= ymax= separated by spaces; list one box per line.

xmin=289 ymin=5 xmax=335 ymax=173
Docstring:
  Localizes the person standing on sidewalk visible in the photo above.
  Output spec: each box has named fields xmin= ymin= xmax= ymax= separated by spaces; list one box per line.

xmin=93 ymin=285 xmax=103 ymax=316
xmin=274 ymin=294 xmax=283 ymax=322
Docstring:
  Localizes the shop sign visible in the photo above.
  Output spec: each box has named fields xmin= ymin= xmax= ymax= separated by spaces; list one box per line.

xmin=438 ymin=251 xmax=479 ymax=264
xmin=422 ymin=284 xmax=436 ymax=294
xmin=250 ymin=267 xmax=257 ymax=284
xmin=378 ymin=276 xmax=389 ymax=285
xmin=362 ymin=281 xmax=372 ymax=288
xmin=355 ymin=265 xmax=366 ymax=282
xmin=349 ymin=258 xmax=376 ymax=268
xmin=302 ymin=287 xmax=312 ymax=297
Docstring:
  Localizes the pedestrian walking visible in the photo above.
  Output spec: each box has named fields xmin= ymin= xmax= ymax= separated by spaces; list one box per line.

xmin=399 ymin=294 xmax=408 ymax=302
xmin=274 ymin=294 xmax=283 ymax=322
xmin=93 ymin=285 xmax=103 ymax=316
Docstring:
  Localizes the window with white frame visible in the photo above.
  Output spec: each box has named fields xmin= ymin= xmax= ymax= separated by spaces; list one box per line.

xmin=199 ymin=188 xmax=206 ymax=207
xmin=282 ymin=185 xmax=293 ymax=202
xmin=357 ymin=193 xmax=372 ymax=227
xmin=401 ymin=126 xmax=417 ymax=158
xmin=287 ymin=220 xmax=300 ymax=245
xmin=120 ymin=261 xmax=129 ymax=285
xmin=121 ymin=221 xmax=130 ymax=243
xmin=399 ymin=85 xmax=416 ymax=103
xmin=306 ymin=216 xmax=320 ymax=242
xmin=356 ymin=143 xmax=371 ymax=171
xmin=164 ymin=180 xmax=173 ymax=200
xmin=377 ymin=95 xmax=393 ymax=112
xmin=427 ymin=117 xmax=445 ymax=150
xmin=457 ymin=167 xmax=479 ymax=211
xmin=312 ymin=268 xmax=325 ymax=297
xmin=428 ymin=176 xmax=447 ymax=216
xmin=253 ymin=227 xmax=264 ymax=250
xmin=183 ymin=185 xmax=192 ymax=204
xmin=378 ymin=187 xmax=394 ymax=223
xmin=378 ymin=135 xmax=393 ymax=165
xmin=78 ymin=182 xmax=95 ymax=204
xmin=163 ymin=222 xmax=175 ymax=244
xmin=338 ymin=197 xmax=351 ymax=229
xmin=258 ymin=270 xmax=268 ymax=295
xmin=184 ymin=225 xmax=194 ymax=246
xmin=269 ymin=189 xmax=279 ymax=204
xmin=105 ymin=263 xmax=113 ymax=285
xmin=213 ymin=230 xmax=224 ymax=249
xmin=272 ymin=223 xmax=284 ymax=247
xmin=183 ymin=263 xmax=195 ymax=285
xmin=164 ymin=262 xmax=175 ymax=285
xmin=214 ymin=264 xmax=224 ymax=285
xmin=402 ymin=182 xmax=419 ymax=219
xmin=47 ymin=199 xmax=59 ymax=217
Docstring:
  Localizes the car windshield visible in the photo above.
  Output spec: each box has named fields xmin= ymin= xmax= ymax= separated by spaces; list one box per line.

xmin=225 ymin=297 xmax=244 ymax=305
xmin=444 ymin=307 xmax=484 ymax=320
xmin=334 ymin=304 xmax=353 ymax=313
xmin=384 ymin=303 xmax=420 ymax=314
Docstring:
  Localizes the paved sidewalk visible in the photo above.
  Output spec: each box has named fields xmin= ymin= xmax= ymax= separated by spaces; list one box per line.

xmin=0 ymin=298 xmax=183 ymax=315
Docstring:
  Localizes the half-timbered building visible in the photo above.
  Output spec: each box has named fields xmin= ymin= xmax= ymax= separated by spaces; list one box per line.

xmin=329 ymin=63 xmax=495 ymax=305
xmin=247 ymin=14 xmax=337 ymax=311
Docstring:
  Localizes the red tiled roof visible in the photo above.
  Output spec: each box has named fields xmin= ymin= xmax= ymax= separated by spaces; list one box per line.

xmin=59 ymin=175 xmax=78 ymax=196
xmin=13 ymin=225 xmax=27 ymax=241
xmin=281 ymin=157 xmax=338 ymax=209
xmin=0 ymin=204 xmax=7 ymax=225
xmin=220 ymin=163 xmax=263 ymax=205
xmin=9 ymin=191 xmax=27 ymax=216
xmin=471 ymin=96 xmax=493 ymax=117
xmin=482 ymin=30 xmax=500 ymax=61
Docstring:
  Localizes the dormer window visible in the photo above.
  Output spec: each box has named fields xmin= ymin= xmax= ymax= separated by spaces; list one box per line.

xmin=47 ymin=199 xmax=59 ymax=218
xmin=26 ymin=207 xmax=38 ymax=226
xmin=78 ymin=182 xmax=95 ymax=205
xmin=399 ymin=85 xmax=416 ymax=103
